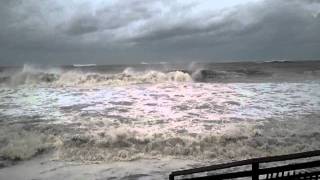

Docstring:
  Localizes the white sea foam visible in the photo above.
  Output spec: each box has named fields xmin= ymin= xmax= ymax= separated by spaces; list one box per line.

xmin=4 ymin=65 xmax=192 ymax=86
xmin=1 ymin=82 xmax=320 ymax=162
xmin=73 ymin=64 xmax=97 ymax=67
xmin=54 ymin=70 xmax=192 ymax=86
xmin=1 ymin=63 xmax=320 ymax=179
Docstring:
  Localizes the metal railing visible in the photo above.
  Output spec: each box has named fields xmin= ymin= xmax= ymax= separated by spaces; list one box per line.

xmin=169 ymin=150 xmax=320 ymax=180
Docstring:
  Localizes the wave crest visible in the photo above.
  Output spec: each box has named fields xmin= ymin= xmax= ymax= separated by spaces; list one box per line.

xmin=3 ymin=65 xmax=192 ymax=86
xmin=55 ymin=70 xmax=191 ymax=86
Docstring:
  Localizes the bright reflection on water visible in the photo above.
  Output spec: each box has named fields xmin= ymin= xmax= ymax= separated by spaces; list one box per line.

xmin=1 ymin=81 xmax=320 ymax=179
xmin=1 ymin=82 xmax=320 ymax=135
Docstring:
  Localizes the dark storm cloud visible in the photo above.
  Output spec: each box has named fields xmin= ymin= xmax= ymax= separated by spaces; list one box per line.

xmin=64 ymin=15 xmax=99 ymax=36
xmin=131 ymin=1 xmax=319 ymax=45
xmin=63 ymin=0 xmax=157 ymax=36
xmin=0 ymin=0 xmax=319 ymax=65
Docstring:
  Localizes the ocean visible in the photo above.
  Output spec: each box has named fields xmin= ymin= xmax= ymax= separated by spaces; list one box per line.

xmin=0 ymin=61 xmax=320 ymax=179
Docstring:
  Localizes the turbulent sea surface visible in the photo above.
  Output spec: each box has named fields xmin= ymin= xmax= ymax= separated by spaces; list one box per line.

xmin=1 ymin=61 xmax=320 ymax=179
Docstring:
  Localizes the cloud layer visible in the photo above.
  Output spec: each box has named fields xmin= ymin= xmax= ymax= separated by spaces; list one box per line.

xmin=0 ymin=0 xmax=319 ymax=65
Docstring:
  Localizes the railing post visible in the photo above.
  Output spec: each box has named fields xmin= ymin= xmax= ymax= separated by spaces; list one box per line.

xmin=169 ymin=173 xmax=174 ymax=180
xmin=252 ymin=162 xmax=259 ymax=180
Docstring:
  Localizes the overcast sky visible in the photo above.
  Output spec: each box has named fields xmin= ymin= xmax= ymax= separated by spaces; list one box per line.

xmin=0 ymin=0 xmax=319 ymax=65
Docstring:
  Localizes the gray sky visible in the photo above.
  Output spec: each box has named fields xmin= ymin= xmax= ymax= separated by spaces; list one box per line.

xmin=0 ymin=0 xmax=320 ymax=65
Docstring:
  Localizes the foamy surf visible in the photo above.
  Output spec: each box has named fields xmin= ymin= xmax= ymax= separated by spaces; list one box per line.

xmin=0 ymin=62 xmax=320 ymax=179
xmin=55 ymin=70 xmax=192 ymax=86
xmin=73 ymin=64 xmax=97 ymax=67
xmin=1 ymin=81 xmax=320 ymax=161
xmin=0 ymin=65 xmax=192 ymax=87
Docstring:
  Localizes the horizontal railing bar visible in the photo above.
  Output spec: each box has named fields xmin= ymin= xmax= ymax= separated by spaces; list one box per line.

xmin=171 ymin=150 xmax=320 ymax=176
xmin=183 ymin=170 xmax=320 ymax=180
xmin=181 ymin=170 xmax=253 ymax=180
xmin=171 ymin=159 xmax=253 ymax=176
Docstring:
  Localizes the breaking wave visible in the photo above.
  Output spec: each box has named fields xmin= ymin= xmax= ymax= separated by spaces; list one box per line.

xmin=3 ymin=116 xmax=319 ymax=162
xmin=73 ymin=64 xmax=97 ymax=67
xmin=57 ymin=116 xmax=320 ymax=162
xmin=2 ymin=62 xmax=320 ymax=86
xmin=1 ymin=65 xmax=192 ymax=86
xmin=55 ymin=70 xmax=192 ymax=86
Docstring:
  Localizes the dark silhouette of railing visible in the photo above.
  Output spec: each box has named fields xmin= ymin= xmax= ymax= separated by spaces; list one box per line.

xmin=169 ymin=150 xmax=320 ymax=180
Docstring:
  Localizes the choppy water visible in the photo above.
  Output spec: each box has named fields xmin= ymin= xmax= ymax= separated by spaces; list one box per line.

xmin=1 ymin=61 xmax=320 ymax=178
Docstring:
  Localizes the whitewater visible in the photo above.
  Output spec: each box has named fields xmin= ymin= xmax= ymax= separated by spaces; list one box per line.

xmin=0 ymin=61 xmax=320 ymax=179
